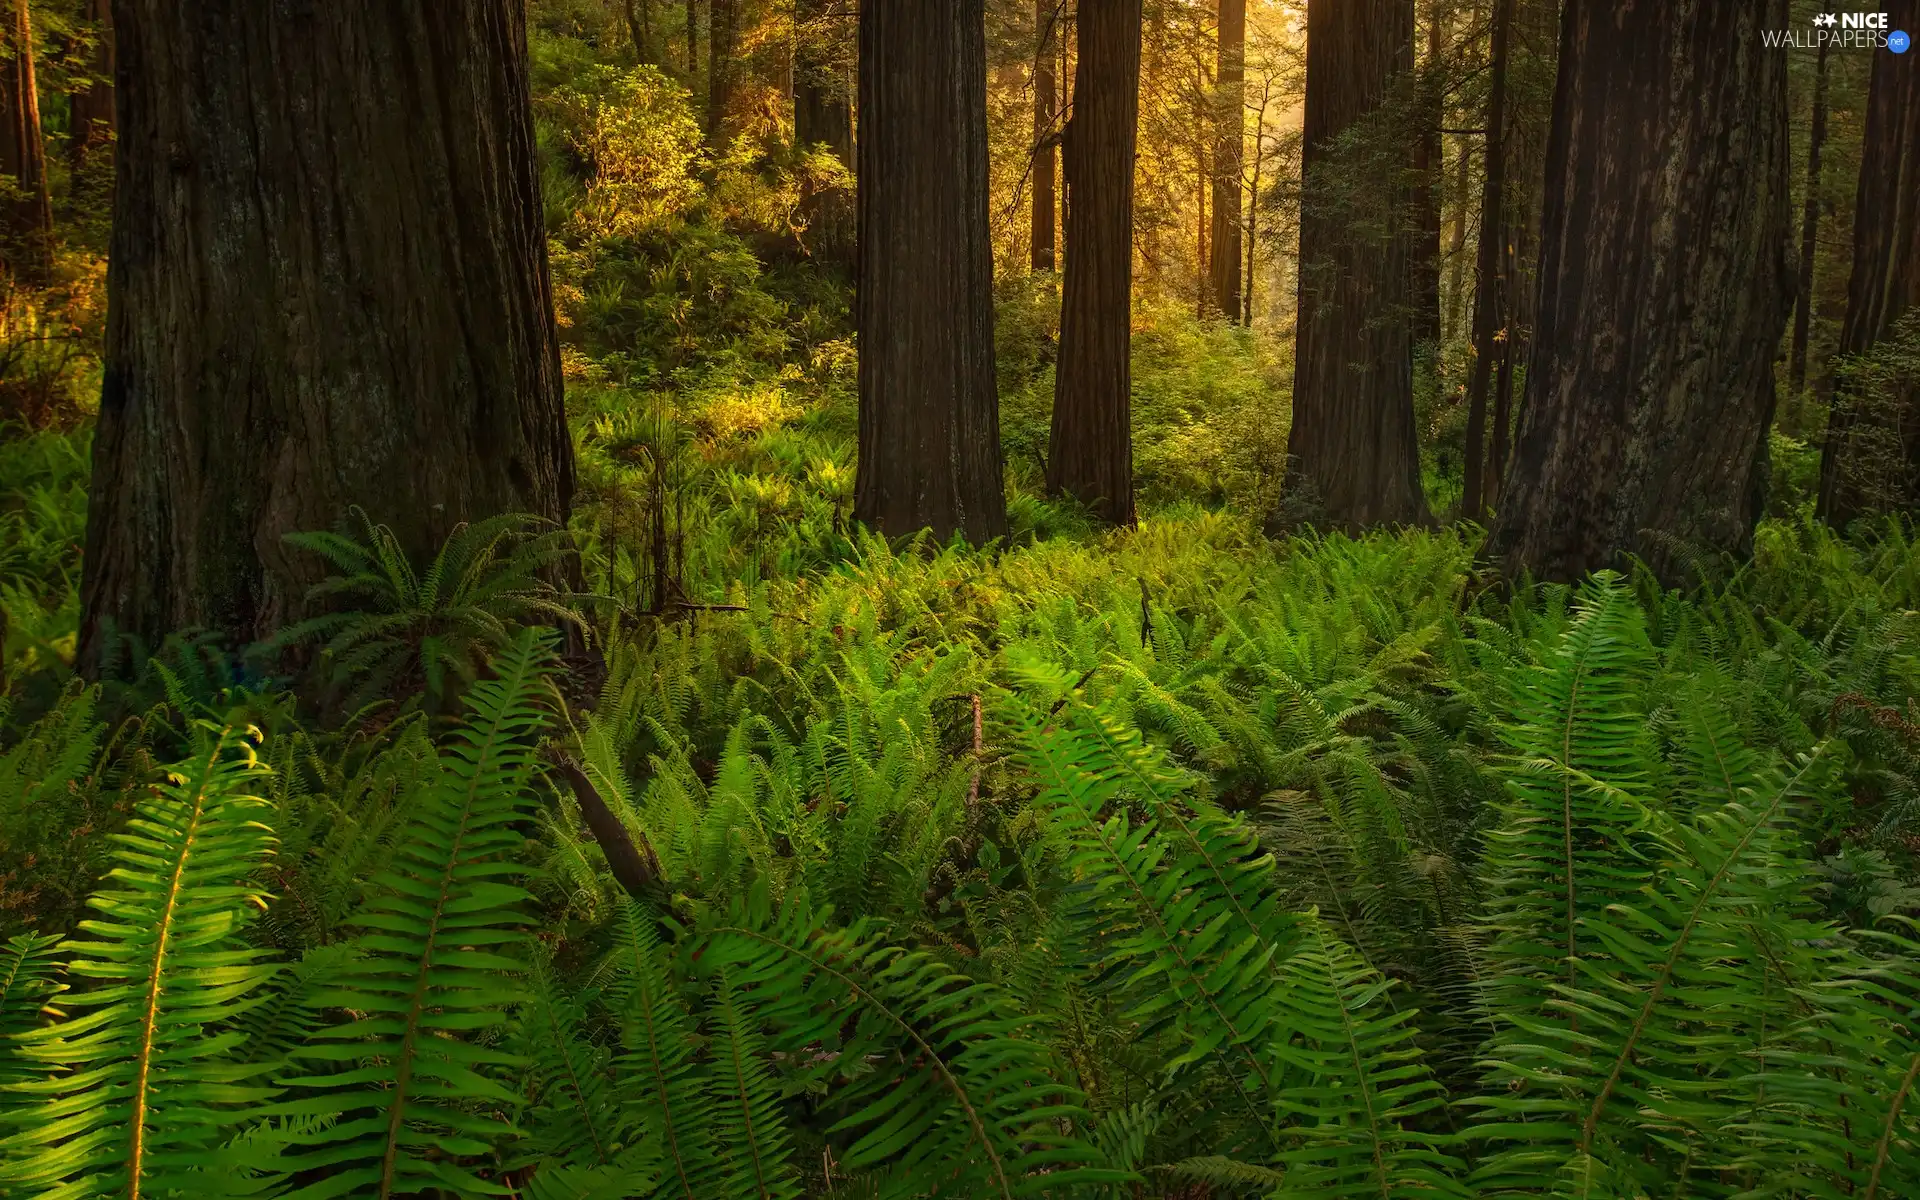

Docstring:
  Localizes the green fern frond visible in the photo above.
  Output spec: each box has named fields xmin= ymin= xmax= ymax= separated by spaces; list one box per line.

xmin=0 ymin=723 xmax=281 ymax=1200
xmin=274 ymin=628 xmax=557 ymax=1199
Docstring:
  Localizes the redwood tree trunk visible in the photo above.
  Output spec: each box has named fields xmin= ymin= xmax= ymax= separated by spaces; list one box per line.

xmin=1031 ymin=0 xmax=1058 ymax=273
xmin=69 ymin=0 xmax=114 ymax=172
xmin=1281 ymin=0 xmax=1428 ymax=530
xmin=1489 ymin=0 xmax=1793 ymax=584
xmin=1048 ymin=0 xmax=1141 ymax=526
xmin=78 ymin=0 xmax=573 ymax=674
xmin=1786 ymin=24 xmax=1831 ymax=395
xmin=706 ymin=0 xmax=736 ymax=146
xmin=0 ymin=0 xmax=53 ymax=281
xmin=1461 ymin=0 xmax=1512 ymax=522
xmin=1815 ymin=0 xmax=1920 ymax=527
xmin=1207 ymin=0 xmax=1244 ymax=321
xmin=854 ymin=0 xmax=1007 ymax=543
xmin=1411 ymin=0 xmax=1443 ymax=346
xmin=794 ymin=0 xmax=853 ymax=261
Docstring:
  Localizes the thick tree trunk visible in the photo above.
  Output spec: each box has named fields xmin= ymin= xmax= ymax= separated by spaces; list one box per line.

xmin=1207 ymin=0 xmax=1244 ymax=321
xmin=1787 ymin=24 xmax=1831 ymax=395
xmin=1031 ymin=0 xmax=1058 ymax=273
xmin=1461 ymin=0 xmax=1511 ymax=522
xmin=706 ymin=0 xmax=736 ymax=146
xmin=1048 ymin=0 xmax=1141 ymax=526
xmin=69 ymin=0 xmax=114 ymax=172
xmin=794 ymin=0 xmax=853 ymax=262
xmin=1280 ymin=0 xmax=1428 ymax=530
xmin=78 ymin=0 xmax=573 ymax=674
xmin=0 ymin=0 xmax=53 ymax=281
xmin=854 ymin=0 xmax=1007 ymax=543
xmin=1411 ymin=0 xmax=1443 ymax=346
xmin=1815 ymin=0 xmax=1920 ymax=527
xmin=1489 ymin=0 xmax=1793 ymax=585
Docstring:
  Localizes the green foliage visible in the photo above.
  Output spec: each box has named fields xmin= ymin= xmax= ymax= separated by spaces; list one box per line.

xmin=274 ymin=509 xmax=584 ymax=713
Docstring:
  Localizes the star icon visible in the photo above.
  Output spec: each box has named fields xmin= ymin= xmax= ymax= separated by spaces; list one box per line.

xmin=1813 ymin=11 xmax=1837 ymax=26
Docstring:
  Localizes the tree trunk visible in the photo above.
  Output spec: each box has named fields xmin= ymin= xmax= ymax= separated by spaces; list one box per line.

xmin=1207 ymin=0 xmax=1244 ymax=321
xmin=706 ymin=0 xmax=735 ymax=146
xmin=854 ymin=0 xmax=1007 ymax=543
xmin=1048 ymin=0 xmax=1141 ymax=526
xmin=686 ymin=0 xmax=698 ymax=83
xmin=1280 ymin=0 xmax=1428 ymax=530
xmin=78 ymin=0 xmax=573 ymax=675
xmin=69 ymin=0 xmax=114 ymax=172
xmin=794 ymin=0 xmax=853 ymax=261
xmin=0 ymin=0 xmax=53 ymax=281
xmin=1031 ymin=0 xmax=1058 ymax=273
xmin=1489 ymin=0 xmax=1793 ymax=585
xmin=1461 ymin=0 xmax=1511 ymax=522
xmin=1786 ymin=19 xmax=1831 ymax=395
xmin=1815 ymin=0 xmax=1920 ymax=527
xmin=1443 ymin=136 xmax=1469 ymax=342
xmin=1411 ymin=0 xmax=1443 ymax=346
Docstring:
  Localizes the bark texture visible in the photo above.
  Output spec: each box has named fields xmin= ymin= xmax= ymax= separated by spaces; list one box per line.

xmin=1488 ymin=0 xmax=1793 ymax=585
xmin=79 ymin=0 xmax=573 ymax=674
xmin=1031 ymin=0 xmax=1058 ymax=272
xmin=1207 ymin=0 xmax=1244 ymax=321
xmin=1281 ymin=0 xmax=1428 ymax=530
xmin=69 ymin=0 xmax=114 ymax=171
xmin=854 ymin=0 xmax=1007 ymax=543
xmin=1461 ymin=0 xmax=1512 ymax=521
xmin=1816 ymin=0 xmax=1920 ymax=526
xmin=1048 ymin=0 xmax=1141 ymax=526
xmin=0 ymin=0 xmax=52 ymax=280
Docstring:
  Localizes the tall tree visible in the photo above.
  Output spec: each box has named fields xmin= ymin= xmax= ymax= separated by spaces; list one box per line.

xmin=794 ymin=0 xmax=853 ymax=261
xmin=0 ymin=0 xmax=52 ymax=281
xmin=1786 ymin=17 xmax=1832 ymax=395
xmin=69 ymin=0 xmax=114 ymax=173
xmin=1206 ymin=0 xmax=1244 ymax=320
xmin=1814 ymin=0 xmax=1920 ymax=526
xmin=1281 ymin=0 xmax=1429 ymax=530
xmin=1489 ymin=0 xmax=1793 ymax=584
xmin=854 ymin=0 xmax=1006 ymax=542
xmin=1031 ymin=0 xmax=1058 ymax=272
xmin=1048 ymin=0 xmax=1141 ymax=526
xmin=1410 ymin=0 xmax=1444 ymax=345
xmin=78 ymin=0 xmax=574 ymax=674
xmin=1460 ymin=0 xmax=1512 ymax=521
xmin=706 ymin=0 xmax=736 ymax=146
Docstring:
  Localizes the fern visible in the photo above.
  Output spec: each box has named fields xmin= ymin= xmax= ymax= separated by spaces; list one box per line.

xmin=0 ymin=723 xmax=281 ymax=1199
xmin=272 ymin=628 xmax=557 ymax=1198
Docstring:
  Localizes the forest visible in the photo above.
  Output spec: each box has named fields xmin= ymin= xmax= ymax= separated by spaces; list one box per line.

xmin=0 ymin=0 xmax=1918 ymax=1195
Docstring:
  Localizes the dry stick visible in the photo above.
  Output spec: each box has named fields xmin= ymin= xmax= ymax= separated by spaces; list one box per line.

xmin=967 ymin=694 xmax=985 ymax=813
xmin=552 ymin=757 xmax=668 ymax=905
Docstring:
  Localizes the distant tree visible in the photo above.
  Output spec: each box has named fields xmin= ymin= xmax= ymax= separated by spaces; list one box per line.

xmin=1490 ymin=0 xmax=1793 ymax=584
xmin=79 ymin=0 xmax=574 ymax=674
xmin=794 ymin=0 xmax=853 ymax=261
xmin=68 ymin=0 xmax=114 ymax=174
xmin=854 ymin=0 xmax=1007 ymax=542
xmin=1461 ymin=0 xmax=1512 ymax=521
xmin=1031 ymin=0 xmax=1059 ymax=273
xmin=1207 ymin=0 xmax=1244 ymax=321
xmin=1815 ymin=0 xmax=1920 ymax=526
xmin=706 ymin=0 xmax=736 ymax=145
xmin=1048 ymin=0 xmax=1141 ymax=526
xmin=0 ymin=0 xmax=52 ymax=281
xmin=1410 ymin=0 xmax=1443 ymax=346
xmin=1281 ymin=0 xmax=1429 ymax=530
xmin=1787 ymin=16 xmax=1832 ymax=395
